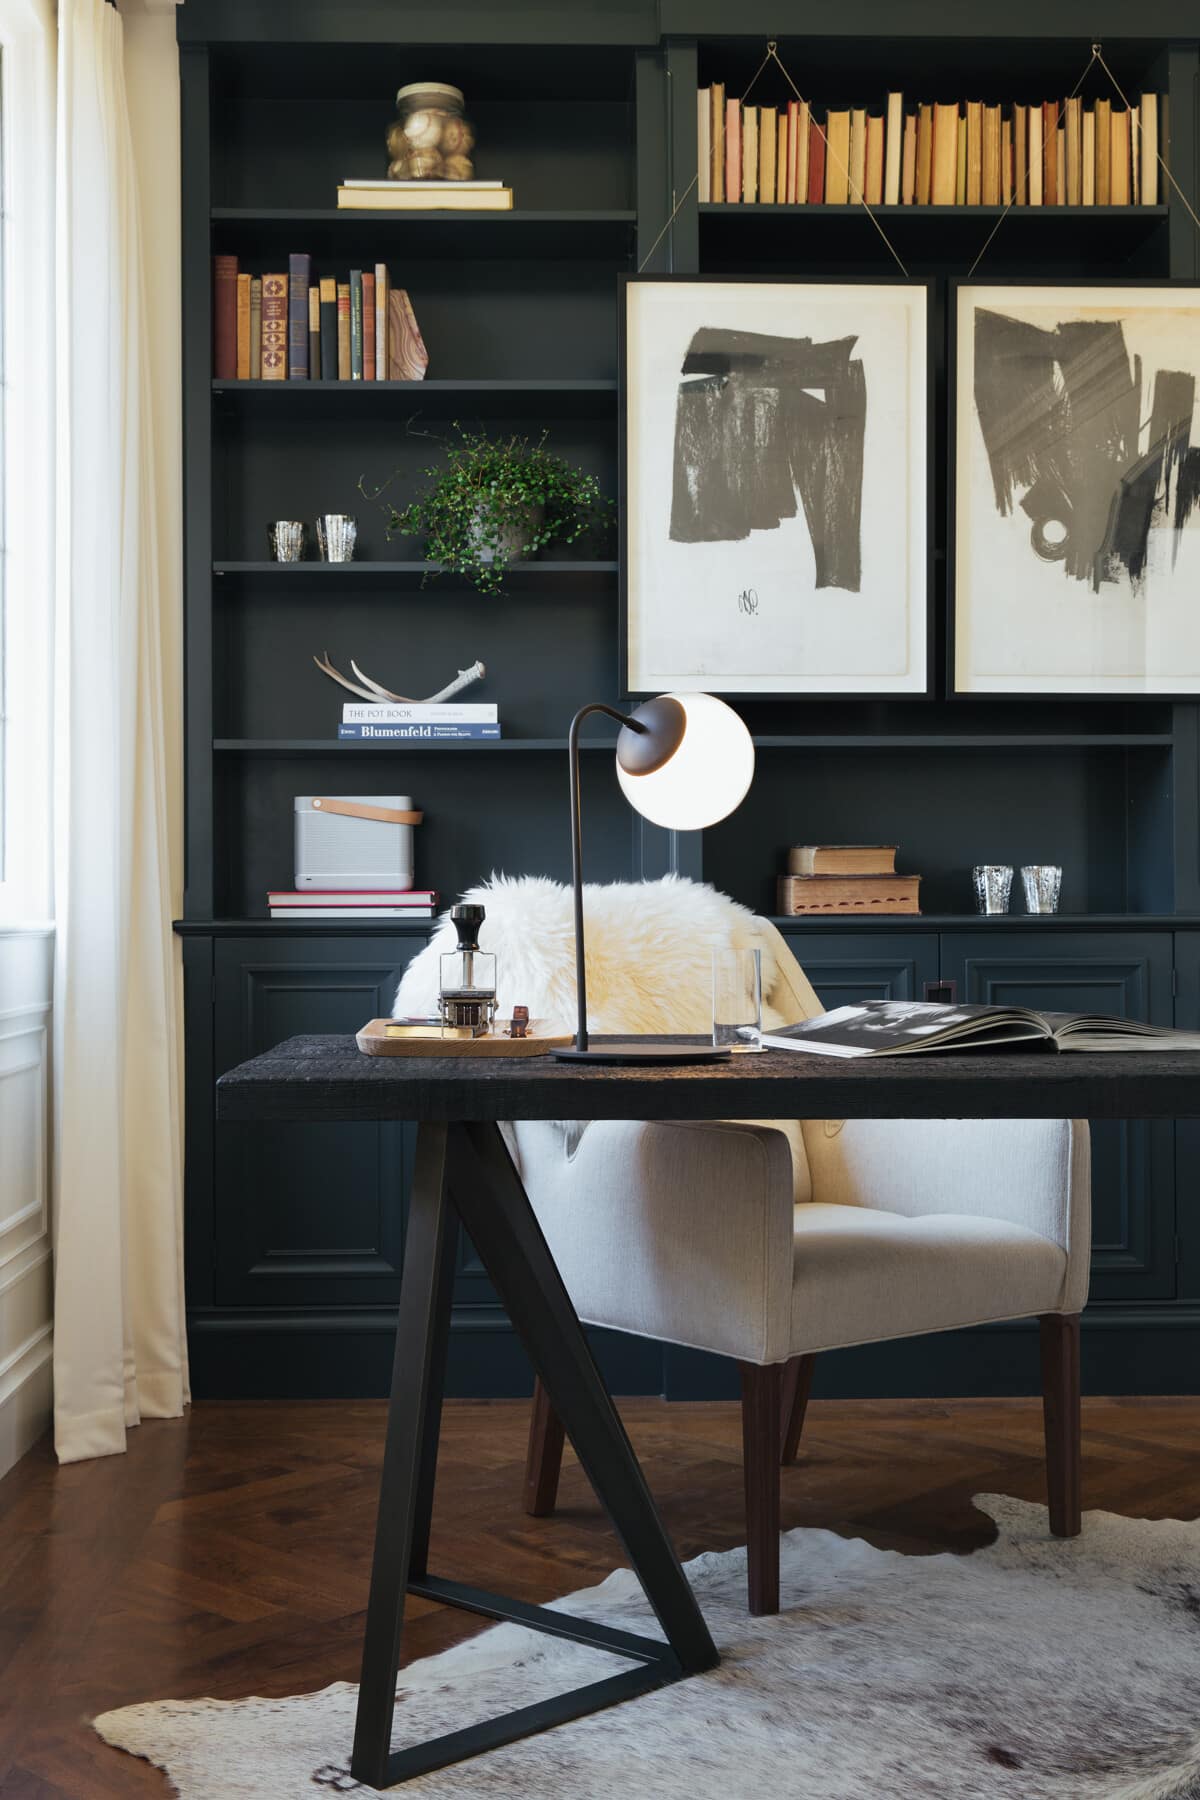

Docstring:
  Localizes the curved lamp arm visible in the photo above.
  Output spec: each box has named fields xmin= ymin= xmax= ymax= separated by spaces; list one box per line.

xmin=568 ymin=703 xmax=644 ymax=1052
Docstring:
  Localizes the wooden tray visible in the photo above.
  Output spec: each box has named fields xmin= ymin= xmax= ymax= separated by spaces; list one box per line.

xmin=356 ymin=1018 xmax=572 ymax=1057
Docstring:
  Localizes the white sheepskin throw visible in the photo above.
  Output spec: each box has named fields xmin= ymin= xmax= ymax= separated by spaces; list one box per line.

xmin=93 ymin=1497 xmax=1200 ymax=1799
xmin=392 ymin=874 xmax=794 ymax=1034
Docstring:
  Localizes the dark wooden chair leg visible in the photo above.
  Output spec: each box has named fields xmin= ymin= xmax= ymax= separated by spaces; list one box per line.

xmin=524 ymin=1374 xmax=567 ymax=1517
xmin=779 ymin=1354 xmax=817 ymax=1466
xmin=1039 ymin=1313 xmax=1082 ymax=1538
xmin=739 ymin=1361 xmax=784 ymax=1615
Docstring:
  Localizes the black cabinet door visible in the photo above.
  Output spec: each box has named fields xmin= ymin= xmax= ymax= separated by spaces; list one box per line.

xmin=780 ymin=931 xmax=940 ymax=1011
xmin=1170 ymin=929 xmax=1200 ymax=1302
xmin=213 ymin=936 xmax=427 ymax=1309
xmin=940 ymin=932 xmax=1176 ymax=1302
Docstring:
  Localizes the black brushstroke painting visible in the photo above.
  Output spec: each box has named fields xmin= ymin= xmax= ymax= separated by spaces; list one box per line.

xmin=669 ymin=327 xmax=866 ymax=592
xmin=973 ymin=307 xmax=1200 ymax=592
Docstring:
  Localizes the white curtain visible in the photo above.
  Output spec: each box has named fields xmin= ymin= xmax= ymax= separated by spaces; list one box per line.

xmin=52 ymin=0 xmax=188 ymax=1462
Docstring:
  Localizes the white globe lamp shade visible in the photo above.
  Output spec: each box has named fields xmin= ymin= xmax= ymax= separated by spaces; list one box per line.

xmin=615 ymin=692 xmax=755 ymax=832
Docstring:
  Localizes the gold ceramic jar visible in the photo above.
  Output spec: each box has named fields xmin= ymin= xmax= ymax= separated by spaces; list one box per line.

xmin=387 ymin=82 xmax=476 ymax=181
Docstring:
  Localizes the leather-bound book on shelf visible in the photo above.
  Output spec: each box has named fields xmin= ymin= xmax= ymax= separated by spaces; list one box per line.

xmin=1057 ymin=124 xmax=1066 ymax=203
xmin=742 ymin=106 xmax=759 ymax=203
xmin=710 ymin=81 xmax=725 ymax=202
xmin=865 ymin=113 xmax=885 ymax=204
xmin=349 ymin=269 xmax=364 ymax=379
xmin=1082 ymin=107 xmax=1096 ymax=204
xmin=1094 ymin=98 xmax=1111 ymax=204
xmin=307 ymin=284 xmax=320 ymax=379
xmin=387 ymin=288 xmax=429 ymax=382
xmin=806 ymin=114 xmax=825 ymax=204
xmin=795 ymin=101 xmax=810 ymax=203
xmin=956 ymin=112 xmax=967 ymax=203
xmin=319 ymin=278 xmax=337 ymax=381
xmin=362 ymin=270 xmax=376 ymax=379
xmin=1140 ymin=93 xmax=1158 ymax=204
xmin=336 ymin=281 xmax=351 ymax=380
xmin=1014 ymin=103 xmax=1027 ymax=203
xmin=884 ymin=92 xmax=903 ymax=204
xmin=965 ymin=100 xmax=982 ymax=204
xmin=982 ymin=104 xmax=1000 ymax=205
xmin=777 ymin=110 xmax=789 ymax=203
xmin=825 ymin=110 xmax=850 ymax=202
xmin=235 ymin=272 xmax=251 ymax=379
xmin=787 ymin=845 xmax=897 ymax=876
xmin=786 ymin=100 xmax=800 ymax=201
xmin=1130 ymin=104 xmax=1140 ymax=204
xmin=915 ymin=103 xmax=933 ymax=204
xmin=931 ymin=102 xmax=958 ymax=204
xmin=1110 ymin=108 xmax=1130 ymax=203
xmin=374 ymin=263 xmax=390 ymax=378
xmin=1001 ymin=116 xmax=1013 ymax=205
xmin=777 ymin=873 xmax=921 ymax=917
xmin=1065 ymin=96 xmax=1082 ymax=204
xmin=697 ymin=88 xmax=711 ymax=202
xmin=725 ymin=97 xmax=741 ymax=201
xmin=261 ymin=271 xmax=288 ymax=379
xmin=249 ymin=277 xmax=262 ymax=378
xmin=848 ymin=108 xmax=867 ymax=202
xmin=213 ymin=253 xmax=238 ymax=379
xmin=1028 ymin=104 xmax=1043 ymax=204
xmin=287 ymin=253 xmax=310 ymax=379
xmin=1042 ymin=101 xmax=1058 ymax=204
xmin=759 ymin=105 xmax=778 ymax=203
xmin=901 ymin=112 xmax=917 ymax=203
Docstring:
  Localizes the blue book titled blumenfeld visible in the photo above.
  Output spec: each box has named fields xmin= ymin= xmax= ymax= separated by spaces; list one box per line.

xmin=338 ymin=722 xmax=502 ymax=740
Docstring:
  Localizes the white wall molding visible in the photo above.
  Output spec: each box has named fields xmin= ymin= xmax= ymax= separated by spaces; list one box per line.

xmin=0 ymin=933 xmax=53 ymax=1475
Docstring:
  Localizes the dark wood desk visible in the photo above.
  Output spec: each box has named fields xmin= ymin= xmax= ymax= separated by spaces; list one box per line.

xmin=217 ymin=1036 xmax=1200 ymax=1787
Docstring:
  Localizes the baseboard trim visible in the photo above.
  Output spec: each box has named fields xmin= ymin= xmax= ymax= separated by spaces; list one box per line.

xmin=0 ymin=1331 xmax=52 ymax=1476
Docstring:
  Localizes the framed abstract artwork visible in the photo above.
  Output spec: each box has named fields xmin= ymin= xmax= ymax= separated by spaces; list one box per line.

xmin=620 ymin=276 xmax=933 ymax=698
xmin=952 ymin=280 xmax=1200 ymax=697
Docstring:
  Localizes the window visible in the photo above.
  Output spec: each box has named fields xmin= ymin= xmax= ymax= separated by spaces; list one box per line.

xmin=0 ymin=0 xmax=53 ymax=920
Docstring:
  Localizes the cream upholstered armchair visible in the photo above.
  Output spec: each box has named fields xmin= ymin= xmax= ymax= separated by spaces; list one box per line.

xmin=394 ymin=876 xmax=1091 ymax=1615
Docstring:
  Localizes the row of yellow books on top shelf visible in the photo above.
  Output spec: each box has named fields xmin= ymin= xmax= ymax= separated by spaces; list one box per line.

xmin=699 ymin=87 xmax=1165 ymax=207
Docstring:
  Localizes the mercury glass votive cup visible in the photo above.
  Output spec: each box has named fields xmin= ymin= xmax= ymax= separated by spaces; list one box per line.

xmin=1021 ymin=865 xmax=1063 ymax=914
xmin=973 ymin=865 xmax=1014 ymax=915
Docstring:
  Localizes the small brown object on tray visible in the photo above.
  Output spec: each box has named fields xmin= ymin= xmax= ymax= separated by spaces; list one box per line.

xmin=357 ymin=1017 xmax=571 ymax=1057
xmin=507 ymin=1005 xmax=530 ymax=1039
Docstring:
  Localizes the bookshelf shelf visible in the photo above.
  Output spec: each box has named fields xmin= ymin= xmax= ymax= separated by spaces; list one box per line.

xmin=210 ymin=207 xmax=638 ymax=258
xmin=211 ymin=378 xmax=620 ymax=418
xmin=212 ymin=732 xmax=1172 ymax=754
xmin=212 ymin=560 xmax=618 ymax=580
xmin=212 ymin=737 xmax=616 ymax=753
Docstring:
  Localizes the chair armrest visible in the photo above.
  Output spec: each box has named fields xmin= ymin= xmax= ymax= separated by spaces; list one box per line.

xmin=799 ymin=1117 xmax=1091 ymax=1312
xmin=505 ymin=1119 xmax=798 ymax=1363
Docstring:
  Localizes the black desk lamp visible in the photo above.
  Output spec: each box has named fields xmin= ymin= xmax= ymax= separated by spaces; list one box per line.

xmin=556 ymin=692 xmax=755 ymax=1064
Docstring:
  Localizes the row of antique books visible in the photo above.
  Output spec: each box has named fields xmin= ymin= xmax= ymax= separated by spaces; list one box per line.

xmin=699 ymin=87 xmax=1165 ymax=207
xmin=212 ymin=254 xmax=428 ymax=381
xmin=776 ymin=845 xmax=921 ymax=916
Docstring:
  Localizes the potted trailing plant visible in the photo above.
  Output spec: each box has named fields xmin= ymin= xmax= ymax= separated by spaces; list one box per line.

xmin=367 ymin=425 xmax=612 ymax=595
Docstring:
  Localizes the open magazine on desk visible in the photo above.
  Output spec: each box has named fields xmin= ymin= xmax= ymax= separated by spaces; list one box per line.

xmin=759 ymin=1000 xmax=1200 ymax=1059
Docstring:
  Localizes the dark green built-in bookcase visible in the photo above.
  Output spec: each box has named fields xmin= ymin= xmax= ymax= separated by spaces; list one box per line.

xmin=177 ymin=0 xmax=1200 ymax=1401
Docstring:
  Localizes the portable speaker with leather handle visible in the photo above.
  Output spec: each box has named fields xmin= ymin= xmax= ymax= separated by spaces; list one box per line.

xmin=294 ymin=794 xmax=423 ymax=891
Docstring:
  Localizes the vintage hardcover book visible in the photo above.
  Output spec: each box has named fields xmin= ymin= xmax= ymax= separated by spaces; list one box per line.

xmin=387 ymin=289 xmax=429 ymax=382
xmin=249 ymin=277 xmax=262 ymax=379
xmin=965 ymin=100 xmax=982 ymax=204
xmin=213 ymin=253 xmax=238 ymax=379
xmin=319 ymin=277 xmax=337 ymax=380
xmin=785 ymin=100 xmax=799 ymax=201
xmin=1082 ymin=107 xmax=1096 ymax=204
xmin=1098 ymin=100 xmax=1115 ymax=202
xmin=1042 ymin=101 xmax=1058 ymax=204
xmin=848 ymin=108 xmax=867 ymax=201
xmin=1130 ymin=103 xmax=1141 ymax=202
xmin=307 ymin=284 xmax=320 ymax=379
xmin=741 ymin=106 xmax=759 ymax=202
xmin=787 ymin=845 xmax=898 ymax=876
xmin=931 ymin=103 xmax=959 ymax=204
xmin=1140 ymin=93 xmax=1158 ymax=204
xmin=235 ymin=272 xmax=251 ymax=379
xmin=287 ymin=253 xmax=310 ymax=379
xmin=777 ymin=110 xmax=789 ymax=203
xmin=349 ymin=270 xmax=363 ymax=379
xmin=915 ymin=103 xmax=934 ymax=205
xmin=982 ymin=104 xmax=1000 ymax=204
xmin=776 ymin=874 xmax=921 ymax=916
xmin=362 ymin=271 xmax=376 ymax=380
xmin=901 ymin=112 xmax=917 ymax=203
xmin=884 ymin=92 xmax=904 ymax=203
xmin=697 ymin=89 xmax=711 ymax=201
xmin=1014 ymin=103 xmax=1027 ymax=203
xmin=1057 ymin=124 xmax=1066 ymax=202
xmin=260 ymin=271 xmax=288 ymax=379
xmin=865 ymin=113 xmax=885 ymax=204
xmin=795 ymin=100 xmax=810 ymax=203
xmin=1065 ymin=96 xmax=1082 ymax=204
xmin=374 ymin=263 xmax=390 ymax=378
xmin=336 ymin=282 xmax=351 ymax=380
xmin=336 ymin=184 xmax=512 ymax=210
xmin=759 ymin=105 xmax=778 ymax=203
xmin=1110 ymin=108 xmax=1130 ymax=203
xmin=760 ymin=999 xmax=1200 ymax=1059
xmin=1028 ymin=105 xmax=1044 ymax=204
xmin=825 ymin=110 xmax=850 ymax=203
xmin=807 ymin=115 xmax=825 ymax=203
xmin=710 ymin=81 xmax=725 ymax=202
xmin=725 ymin=96 xmax=741 ymax=201
xmin=1001 ymin=117 xmax=1013 ymax=204
xmin=956 ymin=112 xmax=967 ymax=204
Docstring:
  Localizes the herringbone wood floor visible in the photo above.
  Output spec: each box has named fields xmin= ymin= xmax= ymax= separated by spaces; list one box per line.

xmin=1 ymin=1395 xmax=1198 ymax=1797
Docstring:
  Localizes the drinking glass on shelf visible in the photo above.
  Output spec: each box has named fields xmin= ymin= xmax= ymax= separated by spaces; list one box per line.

xmin=973 ymin=865 xmax=1013 ymax=915
xmin=1022 ymin=865 xmax=1063 ymax=914
xmin=712 ymin=947 xmax=763 ymax=1052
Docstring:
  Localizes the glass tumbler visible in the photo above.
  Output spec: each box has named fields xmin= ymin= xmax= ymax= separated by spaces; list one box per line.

xmin=712 ymin=947 xmax=763 ymax=1051
xmin=1021 ymin=865 xmax=1063 ymax=914
xmin=973 ymin=865 xmax=1013 ymax=915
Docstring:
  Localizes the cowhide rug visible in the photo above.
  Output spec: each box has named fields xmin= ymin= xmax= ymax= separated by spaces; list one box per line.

xmin=93 ymin=1496 xmax=1200 ymax=1800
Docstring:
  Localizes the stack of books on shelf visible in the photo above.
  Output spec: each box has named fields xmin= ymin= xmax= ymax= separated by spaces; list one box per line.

xmin=268 ymin=889 xmax=439 ymax=920
xmin=212 ymin=254 xmax=427 ymax=380
xmin=698 ymin=85 xmax=1164 ymax=206
xmin=338 ymin=701 xmax=501 ymax=742
xmin=337 ymin=177 xmax=513 ymax=211
xmin=777 ymin=845 xmax=921 ymax=916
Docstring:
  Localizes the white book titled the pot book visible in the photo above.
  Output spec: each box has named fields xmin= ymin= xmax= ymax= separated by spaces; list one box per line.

xmin=760 ymin=1000 xmax=1200 ymax=1058
xmin=341 ymin=702 xmax=498 ymax=723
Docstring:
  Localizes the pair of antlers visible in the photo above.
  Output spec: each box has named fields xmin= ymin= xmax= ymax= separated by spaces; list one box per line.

xmin=313 ymin=654 xmax=486 ymax=705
